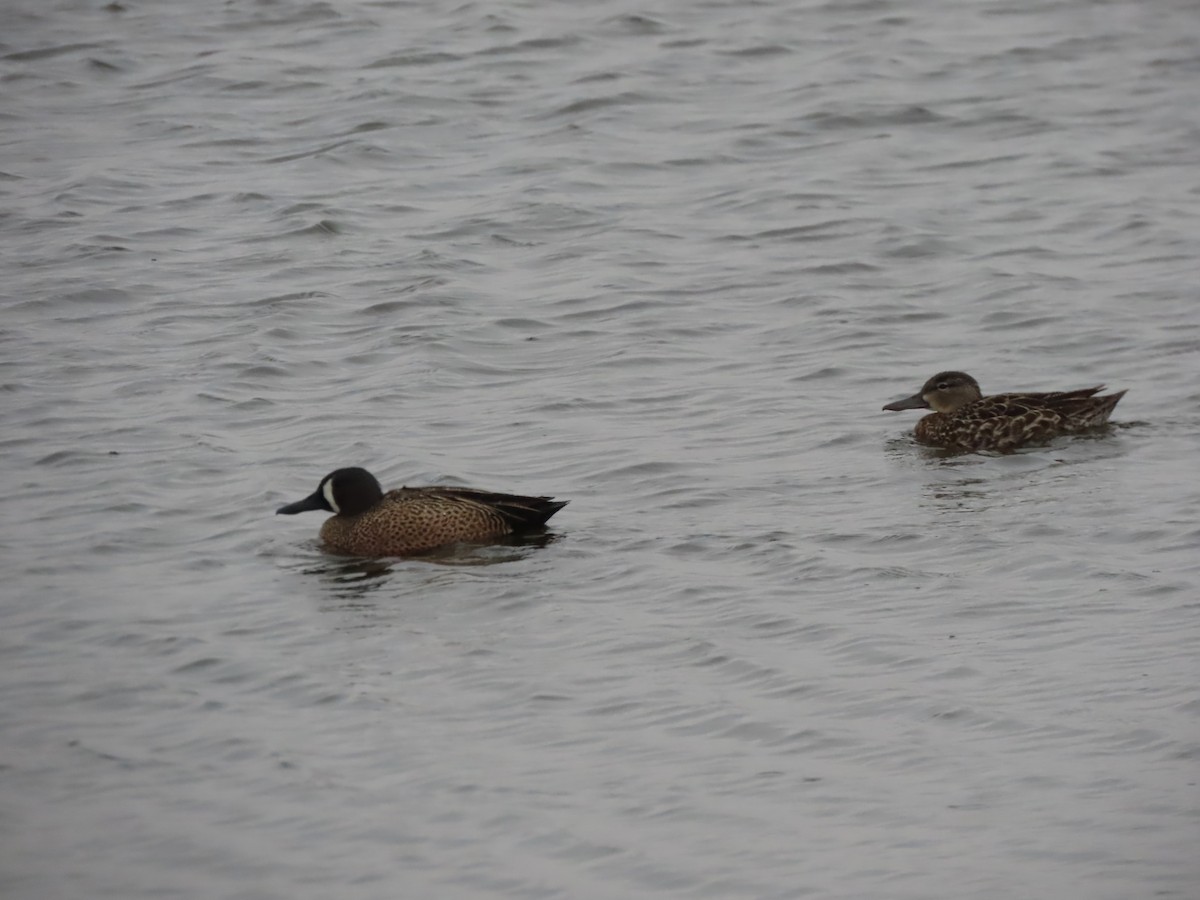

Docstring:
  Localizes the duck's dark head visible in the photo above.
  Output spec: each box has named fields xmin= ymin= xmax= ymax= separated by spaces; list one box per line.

xmin=883 ymin=371 xmax=982 ymax=415
xmin=276 ymin=467 xmax=384 ymax=517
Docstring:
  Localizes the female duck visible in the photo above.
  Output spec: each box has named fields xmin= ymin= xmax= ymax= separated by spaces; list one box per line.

xmin=277 ymin=467 xmax=567 ymax=556
xmin=882 ymin=371 xmax=1126 ymax=452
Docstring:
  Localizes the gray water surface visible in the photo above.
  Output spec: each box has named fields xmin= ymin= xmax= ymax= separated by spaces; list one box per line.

xmin=3 ymin=1 xmax=1199 ymax=898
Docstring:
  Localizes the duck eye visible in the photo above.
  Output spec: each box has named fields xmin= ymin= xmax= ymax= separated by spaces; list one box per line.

xmin=936 ymin=381 xmax=949 ymax=390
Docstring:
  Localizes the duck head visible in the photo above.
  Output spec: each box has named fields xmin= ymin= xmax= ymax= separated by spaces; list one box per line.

xmin=276 ymin=467 xmax=384 ymax=517
xmin=883 ymin=371 xmax=982 ymax=414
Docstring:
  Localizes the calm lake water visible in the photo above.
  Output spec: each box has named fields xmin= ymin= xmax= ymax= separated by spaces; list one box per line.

xmin=2 ymin=0 xmax=1198 ymax=897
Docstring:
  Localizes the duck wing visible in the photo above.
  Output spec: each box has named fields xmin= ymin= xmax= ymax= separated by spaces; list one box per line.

xmin=989 ymin=386 xmax=1123 ymax=424
xmin=950 ymin=395 xmax=1069 ymax=451
xmin=400 ymin=487 xmax=568 ymax=530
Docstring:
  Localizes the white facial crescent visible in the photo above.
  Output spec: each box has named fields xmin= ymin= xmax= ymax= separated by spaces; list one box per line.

xmin=322 ymin=478 xmax=340 ymax=513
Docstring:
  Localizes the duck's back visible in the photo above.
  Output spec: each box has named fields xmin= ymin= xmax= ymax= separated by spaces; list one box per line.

xmin=916 ymin=387 xmax=1125 ymax=452
xmin=320 ymin=487 xmax=566 ymax=556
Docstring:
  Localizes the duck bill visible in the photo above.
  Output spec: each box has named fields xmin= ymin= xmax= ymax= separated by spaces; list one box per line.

xmin=276 ymin=489 xmax=326 ymax=515
xmin=882 ymin=392 xmax=930 ymax=412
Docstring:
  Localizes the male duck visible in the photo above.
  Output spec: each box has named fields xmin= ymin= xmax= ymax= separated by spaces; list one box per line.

xmin=277 ymin=467 xmax=567 ymax=556
xmin=882 ymin=371 xmax=1126 ymax=452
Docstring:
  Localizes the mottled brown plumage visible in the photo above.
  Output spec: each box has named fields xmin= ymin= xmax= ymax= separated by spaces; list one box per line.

xmin=277 ymin=468 xmax=567 ymax=556
xmin=882 ymin=371 xmax=1126 ymax=452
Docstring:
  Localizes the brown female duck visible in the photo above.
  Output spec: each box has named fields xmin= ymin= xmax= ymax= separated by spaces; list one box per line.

xmin=882 ymin=371 xmax=1126 ymax=452
xmin=277 ymin=467 xmax=567 ymax=556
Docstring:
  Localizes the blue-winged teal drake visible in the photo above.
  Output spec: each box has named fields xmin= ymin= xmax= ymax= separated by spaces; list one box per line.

xmin=882 ymin=371 xmax=1127 ymax=452
xmin=276 ymin=467 xmax=568 ymax=556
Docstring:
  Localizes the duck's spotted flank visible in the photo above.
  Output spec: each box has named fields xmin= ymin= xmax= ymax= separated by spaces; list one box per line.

xmin=276 ymin=467 xmax=567 ymax=557
xmin=882 ymin=371 xmax=1127 ymax=452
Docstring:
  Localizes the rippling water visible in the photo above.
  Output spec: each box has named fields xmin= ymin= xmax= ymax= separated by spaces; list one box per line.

xmin=3 ymin=0 xmax=1199 ymax=897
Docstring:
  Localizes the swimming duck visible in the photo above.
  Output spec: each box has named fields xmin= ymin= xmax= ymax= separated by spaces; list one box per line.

xmin=882 ymin=371 xmax=1126 ymax=452
xmin=276 ymin=467 xmax=568 ymax=556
